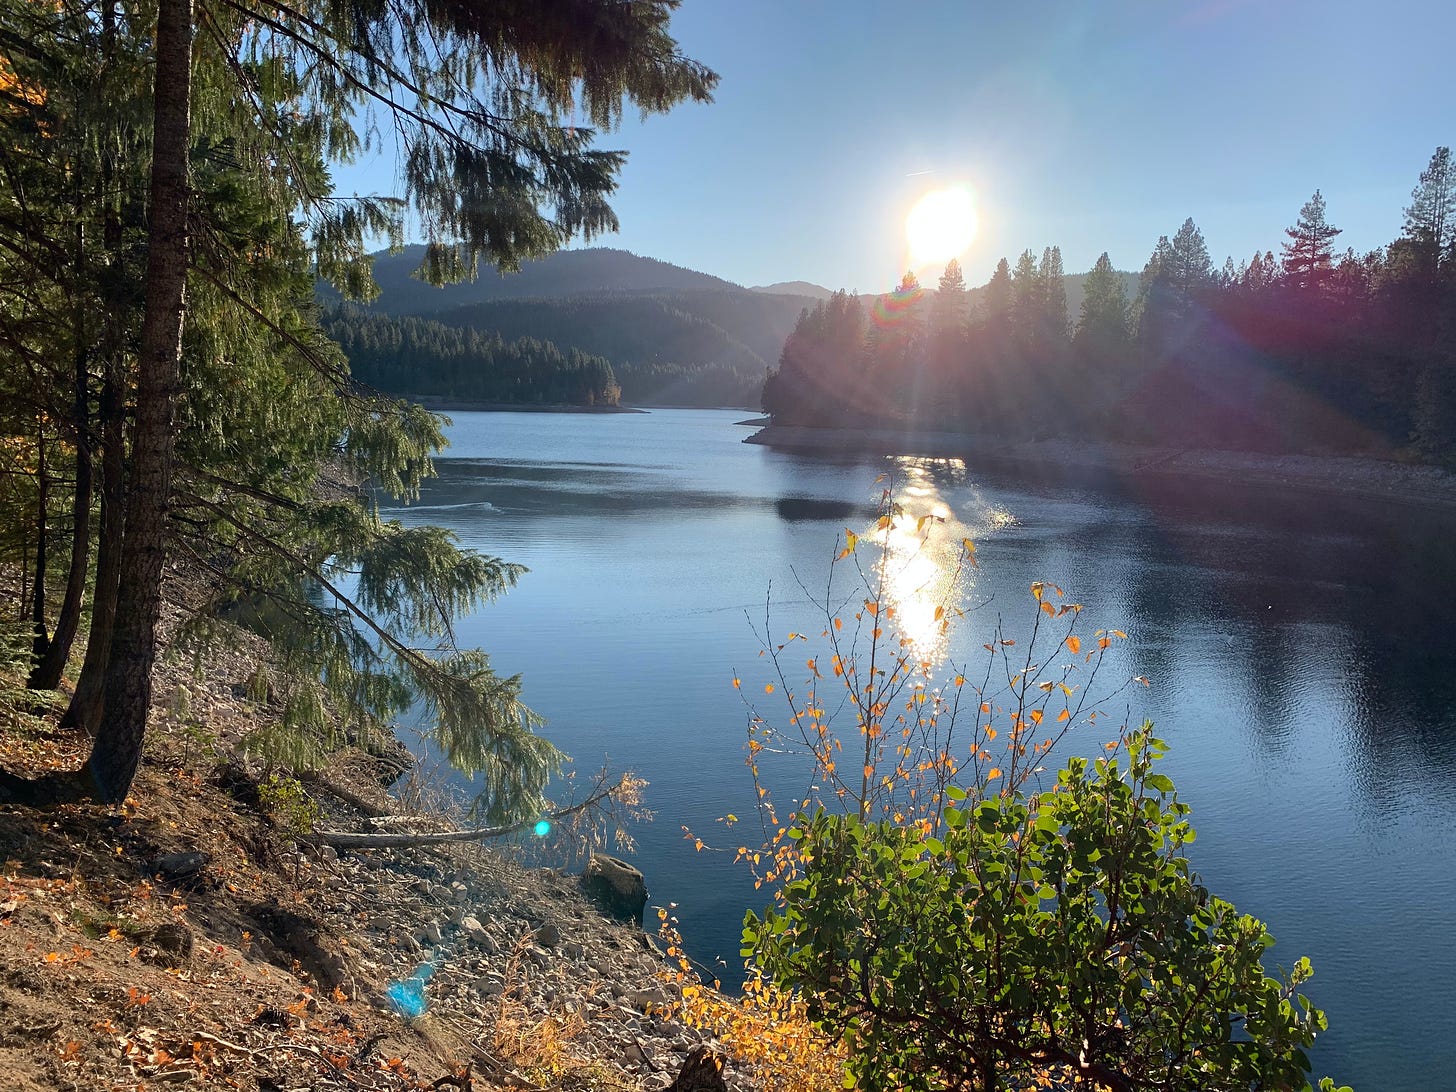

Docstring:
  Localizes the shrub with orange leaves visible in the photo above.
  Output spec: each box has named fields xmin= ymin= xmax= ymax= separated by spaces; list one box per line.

xmin=720 ymin=486 xmax=1348 ymax=1092
xmin=658 ymin=905 xmax=845 ymax=1092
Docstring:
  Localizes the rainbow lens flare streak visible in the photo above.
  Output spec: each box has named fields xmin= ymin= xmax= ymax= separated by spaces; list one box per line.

xmin=870 ymin=281 xmax=924 ymax=328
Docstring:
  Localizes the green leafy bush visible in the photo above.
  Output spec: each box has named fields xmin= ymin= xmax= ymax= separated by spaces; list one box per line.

xmin=746 ymin=725 xmax=1348 ymax=1092
xmin=726 ymin=486 xmax=1347 ymax=1092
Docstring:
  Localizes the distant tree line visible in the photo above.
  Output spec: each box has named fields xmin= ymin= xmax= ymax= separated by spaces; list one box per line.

xmin=323 ymin=307 xmax=622 ymax=406
xmin=330 ymin=294 xmax=771 ymax=408
xmin=426 ymin=291 xmax=781 ymax=406
xmin=764 ymin=147 xmax=1456 ymax=457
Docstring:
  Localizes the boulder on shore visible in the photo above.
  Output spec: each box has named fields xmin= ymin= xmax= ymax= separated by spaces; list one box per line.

xmin=581 ymin=852 xmax=648 ymax=924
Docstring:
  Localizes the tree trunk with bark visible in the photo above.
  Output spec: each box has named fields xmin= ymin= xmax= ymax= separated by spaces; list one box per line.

xmin=1 ymin=0 xmax=194 ymax=805
xmin=85 ymin=0 xmax=194 ymax=803
xmin=30 ymin=269 xmax=96 ymax=691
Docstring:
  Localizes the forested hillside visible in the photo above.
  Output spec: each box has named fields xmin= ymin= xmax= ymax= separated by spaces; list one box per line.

xmin=322 ymin=307 xmax=622 ymax=406
xmin=328 ymin=248 xmax=816 ymax=408
xmin=766 ymin=157 xmax=1456 ymax=458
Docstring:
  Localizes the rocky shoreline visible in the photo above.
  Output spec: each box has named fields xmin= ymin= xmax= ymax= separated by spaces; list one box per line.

xmin=299 ymin=830 xmax=739 ymax=1090
xmin=0 ymin=598 xmax=762 ymax=1092
xmin=745 ymin=423 xmax=1456 ymax=507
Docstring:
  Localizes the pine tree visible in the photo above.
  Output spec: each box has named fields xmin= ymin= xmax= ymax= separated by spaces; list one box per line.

xmin=1075 ymin=252 xmax=1129 ymax=350
xmin=1039 ymin=246 xmax=1069 ymax=341
xmin=1281 ymin=190 xmax=1342 ymax=292
xmin=1166 ymin=218 xmax=1214 ymax=301
xmin=1402 ymin=147 xmax=1456 ymax=279
xmin=1010 ymin=249 xmax=1042 ymax=349
xmin=933 ymin=258 xmax=969 ymax=340
xmin=0 ymin=0 xmax=716 ymax=810
xmin=981 ymin=257 xmax=1013 ymax=333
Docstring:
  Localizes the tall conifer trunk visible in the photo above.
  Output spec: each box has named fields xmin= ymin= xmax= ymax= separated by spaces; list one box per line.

xmin=30 ymin=229 xmax=97 ymax=692
xmin=83 ymin=0 xmax=194 ymax=802
xmin=27 ymin=432 xmax=49 ymax=663
xmin=60 ymin=0 xmax=125 ymax=732
xmin=61 ymin=343 xmax=124 ymax=734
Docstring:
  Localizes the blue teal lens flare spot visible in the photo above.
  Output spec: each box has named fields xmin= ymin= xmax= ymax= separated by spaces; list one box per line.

xmin=534 ymin=819 xmax=551 ymax=837
xmin=386 ymin=962 xmax=436 ymax=1017
xmin=386 ymin=979 xmax=426 ymax=1017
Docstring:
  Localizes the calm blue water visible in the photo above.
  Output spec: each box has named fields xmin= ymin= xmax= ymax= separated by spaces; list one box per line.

xmin=386 ymin=408 xmax=1456 ymax=1091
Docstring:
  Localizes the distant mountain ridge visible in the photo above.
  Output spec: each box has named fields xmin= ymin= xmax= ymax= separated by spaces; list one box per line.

xmin=324 ymin=247 xmax=825 ymax=408
xmin=751 ymin=280 xmax=834 ymax=299
xmin=321 ymin=247 xmax=1139 ymax=410
xmin=329 ymin=246 xmax=749 ymax=315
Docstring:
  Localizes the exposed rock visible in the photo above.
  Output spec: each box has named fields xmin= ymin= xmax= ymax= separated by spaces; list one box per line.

xmin=536 ymin=921 xmax=561 ymax=948
xmin=582 ymin=852 xmax=648 ymax=923
xmin=148 ymin=849 xmax=209 ymax=882
xmin=628 ymin=986 xmax=671 ymax=1012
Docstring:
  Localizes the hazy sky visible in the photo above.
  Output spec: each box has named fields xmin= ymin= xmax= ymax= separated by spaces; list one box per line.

xmin=340 ymin=1 xmax=1456 ymax=293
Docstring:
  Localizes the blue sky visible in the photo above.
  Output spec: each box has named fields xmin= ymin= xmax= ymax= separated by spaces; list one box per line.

xmin=340 ymin=1 xmax=1456 ymax=293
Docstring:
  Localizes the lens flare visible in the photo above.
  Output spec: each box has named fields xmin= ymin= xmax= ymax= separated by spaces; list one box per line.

xmin=905 ymin=187 xmax=978 ymax=269
xmin=533 ymin=819 xmax=551 ymax=837
xmin=870 ymin=278 xmax=925 ymax=328
xmin=387 ymin=961 xmax=436 ymax=1018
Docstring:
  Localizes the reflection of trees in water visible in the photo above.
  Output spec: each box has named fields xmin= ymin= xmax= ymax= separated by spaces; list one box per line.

xmin=772 ymin=497 xmax=871 ymax=523
xmin=1343 ymin=634 xmax=1456 ymax=813
xmin=1005 ymin=464 xmax=1456 ymax=799
xmin=1139 ymin=477 xmax=1456 ymax=792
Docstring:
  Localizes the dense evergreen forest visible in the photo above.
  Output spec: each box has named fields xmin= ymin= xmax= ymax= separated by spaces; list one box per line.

xmin=427 ymin=291 xmax=777 ymax=406
xmin=326 ymin=247 xmax=813 ymax=408
xmin=322 ymin=307 xmax=623 ymax=406
xmin=765 ymin=150 xmax=1456 ymax=458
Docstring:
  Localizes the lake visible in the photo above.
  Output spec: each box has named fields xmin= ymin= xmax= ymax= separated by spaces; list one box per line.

xmin=385 ymin=407 xmax=1456 ymax=1091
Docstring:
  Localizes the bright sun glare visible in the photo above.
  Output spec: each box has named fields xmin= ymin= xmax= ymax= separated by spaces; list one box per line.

xmin=905 ymin=187 xmax=978 ymax=269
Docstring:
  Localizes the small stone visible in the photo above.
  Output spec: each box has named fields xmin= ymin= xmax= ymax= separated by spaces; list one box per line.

xmin=148 ymin=921 xmax=193 ymax=961
xmin=536 ymin=922 xmax=561 ymax=948
xmin=622 ymin=1041 xmax=650 ymax=1067
xmin=628 ymin=987 xmax=669 ymax=1012
xmin=149 ymin=850 xmax=209 ymax=882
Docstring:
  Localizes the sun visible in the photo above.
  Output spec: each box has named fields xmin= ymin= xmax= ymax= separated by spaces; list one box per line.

xmin=905 ymin=187 xmax=979 ymax=269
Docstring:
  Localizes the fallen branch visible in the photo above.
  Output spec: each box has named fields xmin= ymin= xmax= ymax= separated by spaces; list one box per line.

xmin=303 ymin=775 xmax=627 ymax=850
